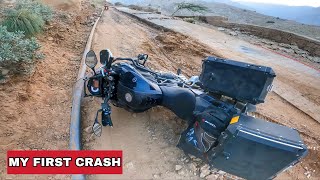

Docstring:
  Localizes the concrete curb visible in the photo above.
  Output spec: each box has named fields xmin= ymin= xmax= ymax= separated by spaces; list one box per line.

xmin=69 ymin=9 xmax=104 ymax=180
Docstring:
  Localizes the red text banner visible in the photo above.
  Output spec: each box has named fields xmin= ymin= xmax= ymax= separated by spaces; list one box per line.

xmin=7 ymin=150 xmax=122 ymax=174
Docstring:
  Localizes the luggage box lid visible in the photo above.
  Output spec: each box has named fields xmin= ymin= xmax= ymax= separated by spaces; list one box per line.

xmin=204 ymin=57 xmax=276 ymax=77
xmin=229 ymin=115 xmax=304 ymax=145
xmin=200 ymin=56 xmax=276 ymax=104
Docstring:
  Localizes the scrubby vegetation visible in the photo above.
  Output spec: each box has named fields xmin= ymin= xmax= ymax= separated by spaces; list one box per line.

xmin=15 ymin=0 xmax=53 ymax=22
xmin=128 ymin=5 xmax=159 ymax=13
xmin=183 ymin=17 xmax=196 ymax=24
xmin=172 ymin=2 xmax=208 ymax=16
xmin=0 ymin=0 xmax=52 ymax=78
xmin=91 ymin=0 xmax=106 ymax=8
xmin=2 ymin=9 xmax=44 ymax=37
xmin=2 ymin=0 xmax=52 ymax=36
xmin=0 ymin=25 xmax=40 ymax=75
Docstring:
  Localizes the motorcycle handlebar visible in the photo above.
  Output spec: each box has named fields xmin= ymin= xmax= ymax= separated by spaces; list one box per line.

xmin=112 ymin=57 xmax=158 ymax=76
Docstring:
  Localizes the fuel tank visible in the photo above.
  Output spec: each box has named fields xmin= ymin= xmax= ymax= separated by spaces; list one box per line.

xmin=114 ymin=63 xmax=162 ymax=112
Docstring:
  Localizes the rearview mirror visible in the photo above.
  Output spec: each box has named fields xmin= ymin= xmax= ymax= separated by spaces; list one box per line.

xmin=100 ymin=49 xmax=112 ymax=66
xmin=92 ymin=121 xmax=102 ymax=137
xmin=85 ymin=50 xmax=98 ymax=71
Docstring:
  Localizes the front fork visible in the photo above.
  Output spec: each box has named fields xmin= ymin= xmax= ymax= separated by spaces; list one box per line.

xmin=93 ymin=102 xmax=113 ymax=127
xmin=84 ymin=71 xmax=115 ymax=134
xmin=100 ymin=102 xmax=113 ymax=127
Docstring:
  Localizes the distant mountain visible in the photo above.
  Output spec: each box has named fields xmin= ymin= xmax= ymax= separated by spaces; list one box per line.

xmin=230 ymin=2 xmax=320 ymax=26
xmin=188 ymin=0 xmax=320 ymax=26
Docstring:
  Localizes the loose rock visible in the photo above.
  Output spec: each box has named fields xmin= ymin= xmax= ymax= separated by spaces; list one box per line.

xmin=178 ymin=169 xmax=185 ymax=175
xmin=200 ymin=169 xmax=211 ymax=178
xmin=1 ymin=69 xmax=9 ymax=76
xmin=229 ymin=31 xmax=238 ymax=36
xmin=84 ymin=125 xmax=92 ymax=133
xmin=200 ymin=164 xmax=210 ymax=171
xmin=200 ymin=164 xmax=211 ymax=178
xmin=125 ymin=161 xmax=134 ymax=170
xmin=190 ymin=162 xmax=198 ymax=172
xmin=218 ymin=170 xmax=226 ymax=175
xmin=175 ymin=165 xmax=183 ymax=171
xmin=191 ymin=157 xmax=202 ymax=162
xmin=153 ymin=173 xmax=161 ymax=179
xmin=206 ymin=174 xmax=219 ymax=180
xmin=48 ymin=37 xmax=54 ymax=41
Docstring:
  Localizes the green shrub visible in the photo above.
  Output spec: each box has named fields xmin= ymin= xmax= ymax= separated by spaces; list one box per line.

xmin=91 ymin=0 xmax=106 ymax=8
xmin=1 ymin=0 xmax=53 ymax=37
xmin=15 ymin=0 xmax=53 ymax=22
xmin=0 ymin=25 xmax=40 ymax=74
xmin=2 ymin=9 xmax=44 ymax=37
xmin=172 ymin=3 xmax=209 ymax=16
xmin=184 ymin=18 xmax=196 ymax=24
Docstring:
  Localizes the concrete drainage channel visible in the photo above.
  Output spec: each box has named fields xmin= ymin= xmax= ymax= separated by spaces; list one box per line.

xmin=69 ymin=9 xmax=104 ymax=180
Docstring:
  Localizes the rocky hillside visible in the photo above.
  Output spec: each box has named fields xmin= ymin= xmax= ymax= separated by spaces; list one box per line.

xmin=230 ymin=2 xmax=320 ymax=26
xmin=113 ymin=0 xmax=320 ymax=40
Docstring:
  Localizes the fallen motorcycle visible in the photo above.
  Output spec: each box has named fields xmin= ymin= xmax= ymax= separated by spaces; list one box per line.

xmin=83 ymin=49 xmax=307 ymax=180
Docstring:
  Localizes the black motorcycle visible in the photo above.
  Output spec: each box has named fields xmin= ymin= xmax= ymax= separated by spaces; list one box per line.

xmin=84 ymin=49 xmax=307 ymax=180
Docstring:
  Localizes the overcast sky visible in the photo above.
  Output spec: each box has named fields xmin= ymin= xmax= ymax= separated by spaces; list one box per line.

xmin=233 ymin=0 xmax=320 ymax=7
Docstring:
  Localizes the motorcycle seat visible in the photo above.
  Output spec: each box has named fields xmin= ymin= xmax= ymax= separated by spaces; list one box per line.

xmin=160 ymin=86 xmax=196 ymax=122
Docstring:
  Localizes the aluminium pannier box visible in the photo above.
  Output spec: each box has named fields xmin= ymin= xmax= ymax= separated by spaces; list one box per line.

xmin=199 ymin=56 xmax=276 ymax=104
xmin=207 ymin=114 xmax=308 ymax=180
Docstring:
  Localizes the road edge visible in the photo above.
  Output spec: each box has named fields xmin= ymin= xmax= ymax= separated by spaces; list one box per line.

xmin=69 ymin=9 xmax=104 ymax=180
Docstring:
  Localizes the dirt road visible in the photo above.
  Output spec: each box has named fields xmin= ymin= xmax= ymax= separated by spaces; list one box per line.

xmin=82 ymin=8 xmax=320 ymax=179
xmin=82 ymin=9 xmax=217 ymax=179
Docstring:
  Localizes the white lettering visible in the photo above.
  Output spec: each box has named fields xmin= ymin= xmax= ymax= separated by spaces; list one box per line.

xmin=64 ymin=157 xmax=72 ymax=167
xmin=94 ymin=158 xmax=103 ymax=167
xmin=9 ymin=158 xmax=29 ymax=167
xmin=103 ymin=158 xmax=111 ymax=166
xmin=112 ymin=158 xmax=121 ymax=167
xmin=33 ymin=158 xmax=41 ymax=167
xmin=46 ymin=158 xmax=55 ymax=167
xmin=55 ymin=158 xmax=62 ymax=167
xmin=75 ymin=158 xmax=84 ymax=167
xmin=85 ymin=158 xmax=93 ymax=167
xmin=20 ymin=158 xmax=29 ymax=167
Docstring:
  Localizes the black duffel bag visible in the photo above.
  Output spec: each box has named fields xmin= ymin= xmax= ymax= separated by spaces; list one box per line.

xmin=177 ymin=100 xmax=239 ymax=158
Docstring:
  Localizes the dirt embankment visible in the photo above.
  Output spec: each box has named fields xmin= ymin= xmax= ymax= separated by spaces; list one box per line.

xmin=41 ymin=0 xmax=81 ymax=11
xmin=179 ymin=16 xmax=320 ymax=57
xmin=0 ymin=1 xmax=99 ymax=179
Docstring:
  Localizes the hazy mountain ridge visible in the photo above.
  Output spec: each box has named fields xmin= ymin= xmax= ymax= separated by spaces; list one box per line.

xmin=231 ymin=2 xmax=320 ymax=26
